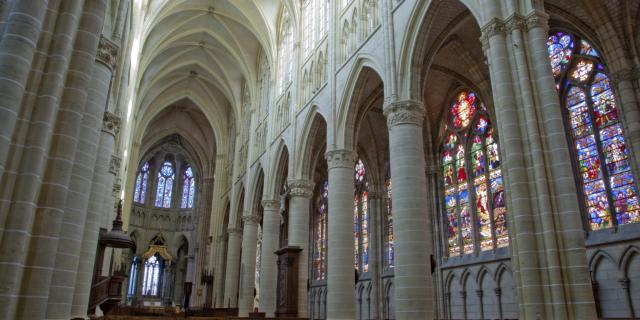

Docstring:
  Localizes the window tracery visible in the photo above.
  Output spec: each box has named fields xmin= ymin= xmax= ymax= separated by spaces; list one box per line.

xmin=277 ymin=10 xmax=293 ymax=94
xmin=313 ymin=180 xmax=329 ymax=280
xmin=441 ymin=90 xmax=509 ymax=257
xmin=384 ymin=174 xmax=394 ymax=269
xmin=547 ymin=31 xmax=640 ymax=230
xmin=155 ymin=161 xmax=175 ymax=208
xmin=180 ymin=166 xmax=195 ymax=209
xmin=133 ymin=162 xmax=149 ymax=204
xmin=354 ymin=159 xmax=369 ymax=273
xmin=142 ymin=254 xmax=161 ymax=296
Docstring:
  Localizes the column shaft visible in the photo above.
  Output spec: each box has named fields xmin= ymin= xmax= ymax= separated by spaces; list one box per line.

xmin=238 ymin=215 xmax=260 ymax=316
xmin=325 ymin=149 xmax=357 ymax=320
xmin=223 ymin=228 xmax=242 ymax=307
xmin=71 ymin=115 xmax=119 ymax=317
xmin=383 ymin=101 xmax=433 ymax=319
xmin=46 ymin=39 xmax=115 ymax=319
xmin=287 ymin=179 xmax=314 ymax=317
xmin=0 ymin=0 xmax=48 ymax=175
xmin=258 ymin=200 xmax=279 ymax=317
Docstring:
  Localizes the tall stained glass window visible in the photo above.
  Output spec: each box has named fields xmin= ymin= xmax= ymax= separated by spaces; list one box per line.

xmin=442 ymin=90 xmax=509 ymax=257
xmin=383 ymin=174 xmax=394 ymax=269
xmin=133 ymin=162 xmax=149 ymax=204
xmin=313 ymin=180 xmax=328 ymax=280
xmin=181 ymin=166 xmax=195 ymax=209
xmin=354 ymin=159 xmax=369 ymax=273
xmin=155 ymin=161 xmax=175 ymax=208
xmin=547 ymin=31 xmax=640 ymax=230
xmin=142 ymin=255 xmax=161 ymax=296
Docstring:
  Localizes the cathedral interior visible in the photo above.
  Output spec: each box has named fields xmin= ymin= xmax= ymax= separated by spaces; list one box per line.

xmin=0 ymin=0 xmax=639 ymax=319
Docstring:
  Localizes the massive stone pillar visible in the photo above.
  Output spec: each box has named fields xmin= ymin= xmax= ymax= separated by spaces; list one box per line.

xmin=1 ymin=2 xmax=107 ymax=318
xmin=480 ymin=12 xmax=595 ymax=319
xmin=383 ymin=100 xmax=433 ymax=319
xmin=258 ymin=199 xmax=279 ymax=317
xmin=223 ymin=227 xmax=242 ymax=307
xmin=287 ymin=179 xmax=314 ymax=317
xmin=213 ymin=234 xmax=227 ymax=307
xmin=238 ymin=214 xmax=260 ymax=317
xmin=366 ymin=187 xmax=381 ymax=319
xmin=45 ymin=35 xmax=117 ymax=319
xmin=325 ymin=149 xmax=357 ymax=320
xmin=0 ymin=0 xmax=48 ymax=176
xmin=71 ymin=112 xmax=120 ymax=318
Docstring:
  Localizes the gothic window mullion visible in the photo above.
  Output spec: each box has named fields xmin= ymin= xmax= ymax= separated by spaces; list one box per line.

xmin=465 ymin=137 xmax=481 ymax=255
xmin=481 ymin=124 xmax=498 ymax=251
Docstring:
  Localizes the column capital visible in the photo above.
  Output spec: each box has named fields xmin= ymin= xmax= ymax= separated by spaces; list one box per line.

xmin=383 ymin=100 xmax=425 ymax=127
xmin=524 ymin=10 xmax=549 ymax=32
xmin=109 ymin=155 xmax=121 ymax=175
xmin=261 ymin=199 xmax=279 ymax=210
xmin=96 ymin=35 xmax=119 ymax=71
xmin=480 ymin=18 xmax=506 ymax=41
xmin=242 ymin=215 xmax=261 ymax=226
xmin=228 ymin=227 xmax=243 ymax=235
xmin=325 ymin=149 xmax=357 ymax=169
xmin=288 ymin=179 xmax=315 ymax=198
xmin=504 ymin=14 xmax=526 ymax=32
xmin=103 ymin=111 xmax=121 ymax=136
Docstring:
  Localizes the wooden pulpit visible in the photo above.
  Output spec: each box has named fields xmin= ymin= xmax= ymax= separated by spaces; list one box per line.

xmin=275 ymin=246 xmax=302 ymax=317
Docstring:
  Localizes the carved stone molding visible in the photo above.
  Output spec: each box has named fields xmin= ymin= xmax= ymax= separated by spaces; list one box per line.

xmin=261 ymin=199 xmax=280 ymax=210
xmin=525 ymin=10 xmax=550 ymax=32
xmin=112 ymin=182 xmax=122 ymax=198
xmin=96 ymin=35 xmax=119 ymax=71
xmin=227 ymin=227 xmax=243 ymax=235
xmin=480 ymin=18 xmax=506 ymax=40
xmin=242 ymin=215 xmax=261 ymax=226
xmin=109 ymin=155 xmax=121 ymax=175
xmin=288 ymin=179 xmax=314 ymax=198
xmin=325 ymin=149 xmax=357 ymax=169
xmin=383 ymin=100 xmax=425 ymax=127
xmin=103 ymin=111 xmax=121 ymax=136
xmin=504 ymin=14 xmax=526 ymax=32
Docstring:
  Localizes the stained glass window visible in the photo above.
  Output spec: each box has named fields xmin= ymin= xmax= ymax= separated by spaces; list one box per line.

xmin=354 ymin=159 xmax=369 ymax=273
xmin=547 ymin=31 xmax=640 ymax=230
xmin=155 ymin=161 xmax=175 ymax=208
xmin=181 ymin=166 xmax=195 ymax=209
xmin=313 ymin=180 xmax=328 ymax=280
xmin=142 ymin=255 xmax=161 ymax=296
xmin=441 ymin=90 xmax=509 ymax=257
xmin=383 ymin=175 xmax=394 ymax=269
xmin=133 ymin=162 xmax=149 ymax=204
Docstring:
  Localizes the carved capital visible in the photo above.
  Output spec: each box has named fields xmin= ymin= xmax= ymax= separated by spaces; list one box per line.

xmin=96 ymin=35 xmax=119 ymax=71
xmin=242 ymin=215 xmax=261 ymax=226
xmin=480 ymin=18 xmax=506 ymax=41
xmin=102 ymin=111 xmax=121 ymax=136
xmin=109 ymin=155 xmax=121 ymax=175
xmin=325 ymin=149 xmax=357 ymax=169
xmin=525 ymin=10 xmax=549 ymax=32
xmin=261 ymin=199 xmax=280 ymax=210
xmin=504 ymin=14 xmax=526 ymax=32
xmin=227 ymin=227 xmax=243 ymax=235
xmin=288 ymin=179 xmax=315 ymax=198
xmin=383 ymin=100 xmax=425 ymax=127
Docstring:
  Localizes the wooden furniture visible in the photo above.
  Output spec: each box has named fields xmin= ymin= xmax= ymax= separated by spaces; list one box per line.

xmin=275 ymin=246 xmax=302 ymax=318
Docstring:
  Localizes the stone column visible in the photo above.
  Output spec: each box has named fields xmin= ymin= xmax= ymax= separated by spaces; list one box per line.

xmin=45 ymin=35 xmax=118 ymax=319
xmin=223 ymin=227 xmax=242 ymax=307
xmin=611 ymin=69 xmax=640 ymax=165
xmin=71 ymin=112 xmax=120 ymax=318
xmin=238 ymin=214 xmax=261 ymax=317
xmin=0 ymin=0 xmax=48 ymax=175
xmin=383 ymin=100 xmax=433 ymax=319
xmin=258 ymin=199 xmax=279 ymax=317
xmin=325 ymin=149 xmax=357 ymax=320
xmin=213 ymin=234 xmax=227 ymax=307
xmin=287 ymin=179 xmax=314 ymax=317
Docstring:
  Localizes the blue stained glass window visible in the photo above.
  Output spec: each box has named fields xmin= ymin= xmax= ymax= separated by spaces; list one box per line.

xmin=155 ymin=161 xmax=175 ymax=208
xmin=133 ymin=162 xmax=149 ymax=204
xmin=313 ymin=180 xmax=328 ymax=280
xmin=181 ymin=166 xmax=195 ymax=209
xmin=384 ymin=175 xmax=394 ymax=269
xmin=547 ymin=31 xmax=640 ymax=230
xmin=354 ymin=159 xmax=369 ymax=274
